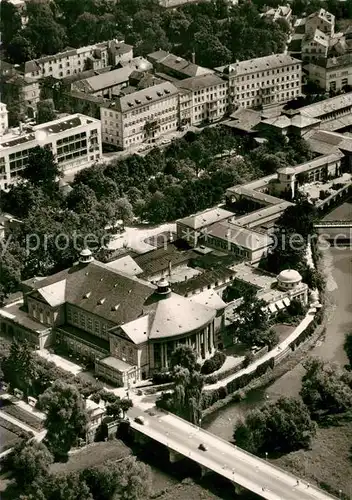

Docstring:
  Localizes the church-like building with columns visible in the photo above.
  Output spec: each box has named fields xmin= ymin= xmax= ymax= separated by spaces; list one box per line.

xmin=0 ymin=249 xmax=225 ymax=387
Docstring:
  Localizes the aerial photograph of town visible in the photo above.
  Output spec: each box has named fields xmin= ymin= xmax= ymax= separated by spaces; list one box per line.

xmin=0 ymin=0 xmax=351 ymax=499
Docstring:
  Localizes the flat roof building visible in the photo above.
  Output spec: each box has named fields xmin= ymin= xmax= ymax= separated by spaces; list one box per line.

xmin=0 ymin=113 xmax=102 ymax=190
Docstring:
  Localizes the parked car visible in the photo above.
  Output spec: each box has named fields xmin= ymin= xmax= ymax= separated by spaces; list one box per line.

xmin=198 ymin=443 xmax=208 ymax=451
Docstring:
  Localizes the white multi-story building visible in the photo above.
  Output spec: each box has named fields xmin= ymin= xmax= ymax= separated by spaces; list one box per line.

xmin=0 ymin=114 xmax=102 ymax=191
xmin=100 ymin=81 xmax=179 ymax=149
xmin=215 ymin=54 xmax=302 ymax=110
xmin=0 ymin=103 xmax=8 ymax=136
xmin=24 ymin=40 xmax=133 ymax=80
xmin=176 ymin=74 xmax=228 ymax=126
xmin=306 ymin=53 xmax=352 ymax=92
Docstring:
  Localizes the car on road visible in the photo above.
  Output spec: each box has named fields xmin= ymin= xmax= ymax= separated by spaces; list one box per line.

xmin=134 ymin=416 xmax=145 ymax=425
xmin=198 ymin=443 xmax=208 ymax=451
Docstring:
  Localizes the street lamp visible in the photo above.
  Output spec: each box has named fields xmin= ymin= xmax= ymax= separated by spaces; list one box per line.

xmin=339 ymin=490 xmax=342 ymax=499
xmin=199 ymin=418 xmax=202 ymax=429
xmin=265 ymin=452 xmax=268 ymax=461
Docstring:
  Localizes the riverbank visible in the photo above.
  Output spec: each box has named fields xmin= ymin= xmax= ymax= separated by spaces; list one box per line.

xmin=204 ymin=242 xmax=352 ymax=497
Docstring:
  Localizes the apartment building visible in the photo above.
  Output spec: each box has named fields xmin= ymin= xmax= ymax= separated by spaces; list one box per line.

xmin=23 ymin=40 xmax=133 ymax=80
xmin=0 ymin=103 xmax=8 ymax=136
xmin=215 ymin=54 xmax=302 ymax=110
xmin=305 ymin=9 xmax=335 ymax=37
xmin=100 ymin=81 xmax=179 ymax=149
xmin=306 ymin=54 xmax=352 ymax=92
xmin=302 ymin=29 xmax=329 ymax=62
xmin=0 ymin=114 xmax=102 ymax=191
xmin=176 ymin=74 xmax=228 ymax=126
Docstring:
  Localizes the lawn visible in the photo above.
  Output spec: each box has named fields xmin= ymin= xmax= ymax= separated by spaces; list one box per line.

xmin=50 ymin=440 xmax=132 ymax=475
xmin=274 ymin=422 xmax=352 ymax=498
xmin=0 ymin=402 xmax=44 ymax=431
xmin=0 ymin=423 xmax=19 ymax=453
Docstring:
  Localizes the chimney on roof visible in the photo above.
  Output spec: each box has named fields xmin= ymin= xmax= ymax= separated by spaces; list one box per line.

xmin=192 ymin=51 xmax=196 ymax=64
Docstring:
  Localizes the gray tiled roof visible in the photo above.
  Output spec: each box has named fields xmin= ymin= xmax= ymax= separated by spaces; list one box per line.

xmin=298 ymin=92 xmax=352 ymax=118
xmin=147 ymin=51 xmax=213 ymax=78
xmin=175 ymin=73 xmax=225 ymax=91
xmin=73 ymin=67 xmax=134 ymax=92
xmin=104 ymin=81 xmax=179 ymax=112
xmin=26 ymin=261 xmax=156 ymax=326
xmin=216 ymin=54 xmax=301 ymax=76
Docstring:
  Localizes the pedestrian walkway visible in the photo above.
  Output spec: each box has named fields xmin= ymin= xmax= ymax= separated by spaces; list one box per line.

xmin=205 ymin=308 xmax=316 ymax=391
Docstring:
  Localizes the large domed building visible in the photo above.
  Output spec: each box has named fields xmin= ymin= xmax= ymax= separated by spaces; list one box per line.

xmin=0 ymin=249 xmax=224 ymax=387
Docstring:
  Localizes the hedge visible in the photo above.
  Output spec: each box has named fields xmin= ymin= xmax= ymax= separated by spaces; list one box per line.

xmin=201 ymin=358 xmax=275 ymax=410
xmin=203 ymin=346 xmax=268 ymax=384
xmin=152 ymin=371 xmax=174 ymax=384
xmin=201 ymin=307 xmax=324 ymax=411
xmin=201 ymin=351 xmax=226 ymax=375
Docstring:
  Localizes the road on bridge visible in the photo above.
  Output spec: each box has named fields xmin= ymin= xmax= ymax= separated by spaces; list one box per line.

xmin=128 ymin=406 xmax=337 ymax=500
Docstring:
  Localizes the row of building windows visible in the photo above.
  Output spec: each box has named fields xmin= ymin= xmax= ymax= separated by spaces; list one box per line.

xmin=67 ymin=307 xmax=110 ymax=340
xmin=57 ymin=139 xmax=87 ymax=156
xmin=235 ymin=65 xmax=301 ymax=81
xmin=57 ymin=132 xmax=86 ymax=146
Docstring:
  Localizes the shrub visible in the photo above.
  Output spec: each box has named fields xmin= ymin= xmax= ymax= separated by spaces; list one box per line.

xmin=201 ymin=351 xmax=226 ymax=375
xmin=152 ymin=371 xmax=174 ymax=384
xmin=242 ymin=352 xmax=254 ymax=368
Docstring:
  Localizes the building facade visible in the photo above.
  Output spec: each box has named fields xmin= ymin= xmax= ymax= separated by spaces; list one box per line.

xmin=24 ymin=40 xmax=133 ymax=80
xmin=0 ymin=103 xmax=8 ymax=136
xmin=306 ymin=54 xmax=352 ymax=92
xmin=305 ymin=8 xmax=335 ymax=37
xmin=100 ymin=81 xmax=179 ymax=149
xmin=176 ymin=74 xmax=228 ymax=126
xmin=215 ymin=54 xmax=302 ymax=110
xmin=301 ymin=29 xmax=329 ymax=63
xmin=0 ymin=114 xmax=102 ymax=190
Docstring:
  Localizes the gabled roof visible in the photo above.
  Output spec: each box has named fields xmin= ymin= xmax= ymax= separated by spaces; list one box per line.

xmin=175 ymin=73 xmax=225 ymax=91
xmin=37 ymin=279 xmax=66 ymax=307
xmin=26 ymin=261 xmax=156 ymax=325
xmin=106 ymin=255 xmax=143 ymax=276
xmin=104 ymin=81 xmax=179 ymax=113
xmin=73 ymin=67 xmax=134 ymax=93
xmin=147 ymin=51 xmax=213 ymax=78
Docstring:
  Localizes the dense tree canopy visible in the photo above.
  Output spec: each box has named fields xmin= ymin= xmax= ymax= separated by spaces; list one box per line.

xmin=2 ymin=0 xmax=290 ymax=66
xmin=2 ymin=340 xmax=37 ymax=398
xmin=231 ymin=291 xmax=278 ymax=348
xmin=234 ymin=396 xmax=317 ymax=455
xmin=11 ymin=441 xmax=53 ymax=489
xmin=300 ymin=358 xmax=352 ymax=423
xmin=38 ymin=381 xmax=88 ymax=460
xmin=157 ymin=346 xmax=204 ymax=424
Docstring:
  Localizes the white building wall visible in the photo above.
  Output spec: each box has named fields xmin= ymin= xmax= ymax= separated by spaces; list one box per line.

xmin=0 ymin=103 xmax=8 ymax=136
xmin=0 ymin=114 xmax=102 ymax=191
xmin=100 ymin=95 xmax=179 ymax=149
xmin=229 ymin=61 xmax=302 ymax=109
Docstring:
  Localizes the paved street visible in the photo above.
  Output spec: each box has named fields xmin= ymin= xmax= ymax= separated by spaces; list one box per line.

xmin=128 ymin=406 xmax=337 ymax=500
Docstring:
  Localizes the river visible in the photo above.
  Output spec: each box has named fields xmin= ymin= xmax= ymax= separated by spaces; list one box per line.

xmin=204 ymin=202 xmax=352 ymax=441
